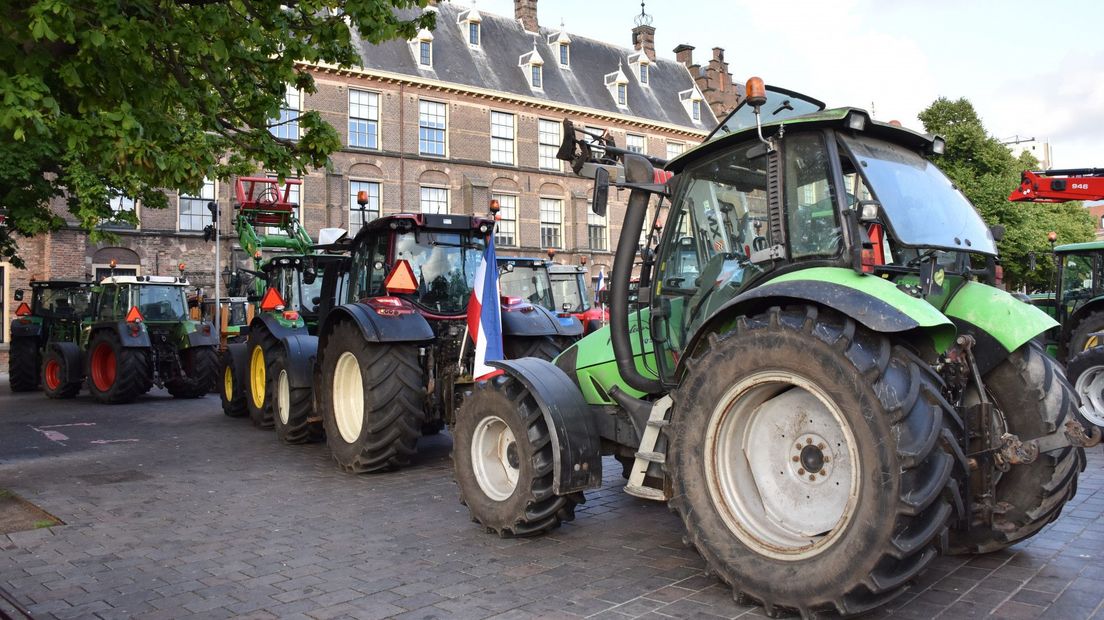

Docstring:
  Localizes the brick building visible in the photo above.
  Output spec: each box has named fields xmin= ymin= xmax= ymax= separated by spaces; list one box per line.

xmin=1 ymin=0 xmax=740 ymax=353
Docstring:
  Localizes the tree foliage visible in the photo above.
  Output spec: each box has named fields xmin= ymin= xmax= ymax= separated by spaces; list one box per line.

xmin=0 ymin=0 xmax=434 ymax=267
xmin=918 ymin=97 xmax=1094 ymax=291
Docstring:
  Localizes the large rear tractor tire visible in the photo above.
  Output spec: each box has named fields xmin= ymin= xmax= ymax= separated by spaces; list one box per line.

xmin=42 ymin=347 xmax=81 ymax=399
xmin=272 ymin=350 xmax=314 ymax=444
xmin=502 ymin=335 xmax=562 ymax=362
xmin=87 ymin=331 xmax=152 ymax=404
xmin=453 ymin=374 xmax=583 ymax=537
xmin=166 ymin=346 xmax=219 ymax=398
xmin=9 ymin=337 xmax=41 ymax=392
xmin=320 ymin=321 xmax=425 ymax=473
xmin=219 ymin=350 xmax=248 ymax=418
xmin=1067 ymin=310 xmax=1104 ymax=355
xmin=669 ymin=306 xmax=962 ymax=618
xmin=1067 ymin=346 xmax=1104 ymax=429
xmin=246 ymin=327 xmax=279 ymax=429
xmin=949 ymin=342 xmax=1085 ymax=554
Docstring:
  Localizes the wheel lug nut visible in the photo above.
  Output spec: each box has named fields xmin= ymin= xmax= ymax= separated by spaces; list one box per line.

xmin=823 ymin=456 xmax=830 ymax=463
xmin=791 ymin=456 xmax=799 ymax=462
xmin=806 ymin=438 xmax=813 ymax=444
xmin=795 ymin=443 xmax=802 ymax=450
xmin=817 ymin=442 xmax=826 ymax=450
xmin=798 ymin=468 xmax=805 ymax=475
xmin=809 ymin=474 xmax=816 ymax=481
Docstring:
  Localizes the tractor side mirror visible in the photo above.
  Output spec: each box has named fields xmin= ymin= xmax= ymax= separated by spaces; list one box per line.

xmin=14 ymin=289 xmax=24 ymax=301
xmin=312 ymin=296 xmax=322 ymax=306
xmin=303 ymin=267 xmax=317 ymax=286
xmin=592 ymin=166 xmax=609 ymax=217
xmin=562 ymin=302 xmax=573 ymax=312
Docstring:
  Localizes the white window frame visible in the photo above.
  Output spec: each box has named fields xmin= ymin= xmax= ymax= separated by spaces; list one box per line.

xmin=348 ymin=89 xmax=380 ymax=150
xmin=490 ymin=111 xmax=515 ymax=166
xmin=492 ymin=193 xmax=518 ymax=247
xmin=419 ymin=186 xmax=448 ymax=214
xmin=468 ymin=21 xmax=480 ymax=46
xmin=693 ymin=100 xmax=702 ymax=121
xmin=539 ymin=197 xmax=562 ymax=249
xmin=538 ymin=119 xmax=562 ymax=172
xmin=271 ymin=86 xmax=300 ymax=141
xmin=559 ymin=43 xmax=569 ymax=67
xmin=105 ymin=192 xmax=139 ymax=230
xmin=418 ymin=40 xmax=432 ymax=67
xmin=617 ymin=83 xmax=627 ymax=107
xmin=666 ymin=140 xmax=686 ymax=160
xmin=418 ymin=99 xmax=447 ymax=157
xmin=639 ymin=62 xmax=649 ymax=85
xmin=349 ymin=179 xmax=381 ymax=233
xmin=587 ymin=208 xmax=608 ymax=251
xmin=531 ymin=64 xmax=542 ymax=89
xmin=178 ymin=178 xmax=215 ymax=232
xmin=626 ymin=134 xmax=646 ymax=155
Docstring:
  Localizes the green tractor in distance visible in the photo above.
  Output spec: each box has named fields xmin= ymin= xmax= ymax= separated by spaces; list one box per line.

xmin=450 ymin=80 xmax=1101 ymax=618
xmin=79 ymin=275 xmax=219 ymax=403
xmin=7 ymin=281 xmax=93 ymax=396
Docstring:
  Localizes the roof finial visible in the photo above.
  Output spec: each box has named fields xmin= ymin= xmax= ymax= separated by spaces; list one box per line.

xmin=634 ymin=1 xmax=652 ymax=27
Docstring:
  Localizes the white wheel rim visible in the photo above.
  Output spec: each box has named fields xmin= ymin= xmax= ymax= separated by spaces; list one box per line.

xmin=333 ymin=352 xmax=364 ymax=443
xmin=1074 ymin=365 xmax=1104 ymax=427
xmin=705 ymin=371 xmax=860 ymax=560
xmin=277 ymin=370 xmax=291 ymax=425
xmin=471 ymin=415 xmax=520 ymax=501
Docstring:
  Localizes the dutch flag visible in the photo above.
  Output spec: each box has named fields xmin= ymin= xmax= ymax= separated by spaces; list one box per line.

xmin=595 ymin=269 xmax=607 ymax=306
xmin=467 ymin=235 xmax=505 ymax=381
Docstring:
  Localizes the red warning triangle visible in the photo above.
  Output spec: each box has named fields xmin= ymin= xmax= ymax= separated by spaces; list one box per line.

xmin=260 ymin=287 xmax=285 ymax=311
xmin=15 ymin=302 xmax=31 ymax=317
xmin=385 ymin=260 xmax=418 ymax=295
xmin=125 ymin=306 xmax=144 ymax=323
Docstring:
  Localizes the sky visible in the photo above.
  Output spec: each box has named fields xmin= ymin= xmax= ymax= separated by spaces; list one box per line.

xmin=476 ymin=0 xmax=1104 ymax=170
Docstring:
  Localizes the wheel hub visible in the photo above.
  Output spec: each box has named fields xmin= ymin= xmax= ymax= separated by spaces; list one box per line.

xmin=471 ymin=416 xmax=520 ymax=502
xmin=1074 ymin=366 xmax=1104 ymax=427
xmin=798 ymin=441 xmax=826 ymax=476
xmin=332 ymin=351 xmax=364 ymax=443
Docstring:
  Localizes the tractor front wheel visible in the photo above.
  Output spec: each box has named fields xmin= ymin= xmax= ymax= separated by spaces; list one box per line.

xmin=246 ymin=327 xmax=278 ymax=428
xmin=669 ymin=306 xmax=961 ymax=618
xmin=219 ymin=349 xmax=248 ymax=417
xmin=1067 ymin=347 xmax=1104 ymax=429
xmin=166 ymin=346 xmax=219 ymax=398
xmin=87 ymin=331 xmax=151 ymax=404
xmin=320 ymin=321 xmax=425 ymax=473
xmin=42 ymin=347 xmax=80 ymax=399
xmin=453 ymin=375 xmax=582 ymax=536
xmin=949 ymin=342 xmax=1085 ymax=554
xmin=272 ymin=350 xmax=314 ymax=444
xmin=9 ymin=337 xmax=40 ymax=392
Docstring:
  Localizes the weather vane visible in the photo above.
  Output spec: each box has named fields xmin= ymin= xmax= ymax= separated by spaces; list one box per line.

xmin=634 ymin=1 xmax=653 ymax=27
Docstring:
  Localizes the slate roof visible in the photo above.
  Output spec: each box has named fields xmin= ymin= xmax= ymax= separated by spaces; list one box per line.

xmin=351 ymin=2 xmax=715 ymax=132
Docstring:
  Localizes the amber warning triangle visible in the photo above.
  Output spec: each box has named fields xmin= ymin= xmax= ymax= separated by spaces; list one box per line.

xmin=260 ymin=287 xmax=285 ymax=311
xmin=385 ymin=260 xmax=419 ymax=295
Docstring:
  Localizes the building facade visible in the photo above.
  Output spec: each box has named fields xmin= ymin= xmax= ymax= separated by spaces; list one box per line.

xmin=2 ymin=0 xmax=741 ymax=355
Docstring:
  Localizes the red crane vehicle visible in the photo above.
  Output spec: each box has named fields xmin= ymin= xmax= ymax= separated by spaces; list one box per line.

xmin=1009 ymin=168 xmax=1104 ymax=428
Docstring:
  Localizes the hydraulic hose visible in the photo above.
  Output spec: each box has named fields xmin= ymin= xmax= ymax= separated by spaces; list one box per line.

xmin=611 ymin=188 xmax=663 ymax=394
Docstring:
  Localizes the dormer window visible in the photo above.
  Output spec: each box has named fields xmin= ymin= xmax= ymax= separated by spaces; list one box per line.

xmin=459 ymin=8 xmax=482 ymax=48
xmin=679 ymin=88 xmax=705 ymax=122
xmin=629 ymin=52 xmax=650 ymax=88
xmin=605 ymin=66 xmax=630 ymax=107
xmin=548 ymin=27 xmax=571 ymax=68
xmin=519 ymin=48 xmax=544 ymax=90
xmin=411 ymin=28 xmax=434 ymax=68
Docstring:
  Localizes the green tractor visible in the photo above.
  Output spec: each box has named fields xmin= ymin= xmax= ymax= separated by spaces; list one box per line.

xmin=78 ymin=275 xmax=219 ymax=403
xmin=7 ymin=281 xmax=93 ymax=396
xmin=450 ymin=81 xmax=1100 ymax=617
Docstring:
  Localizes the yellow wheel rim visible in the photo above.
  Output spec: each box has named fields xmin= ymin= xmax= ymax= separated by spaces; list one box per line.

xmin=250 ymin=345 xmax=266 ymax=409
xmin=224 ymin=366 xmax=234 ymax=400
xmin=1085 ymin=335 xmax=1099 ymax=351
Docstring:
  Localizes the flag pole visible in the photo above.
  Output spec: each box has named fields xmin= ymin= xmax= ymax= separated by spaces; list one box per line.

xmin=458 ymin=324 xmax=469 ymax=373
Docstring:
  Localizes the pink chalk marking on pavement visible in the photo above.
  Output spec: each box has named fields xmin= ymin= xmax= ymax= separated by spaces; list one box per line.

xmin=38 ymin=423 xmax=97 ymax=429
xmin=89 ymin=439 xmax=140 ymax=445
xmin=30 ymin=426 xmax=69 ymax=444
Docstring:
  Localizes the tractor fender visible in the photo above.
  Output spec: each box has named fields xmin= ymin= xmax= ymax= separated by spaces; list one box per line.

xmin=99 ymin=323 xmax=151 ymax=348
xmin=9 ymin=320 xmax=43 ymax=339
xmin=500 ymin=305 xmax=584 ymax=338
xmin=683 ymin=268 xmax=957 ymax=366
xmin=251 ymin=313 xmax=306 ymax=341
xmin=942 ymin=280 xmax=1059 ymax=372
xmin=46 ymin=341 xmax=84 ymax=384
xmin=226 ymin=341 xmax=250 ymax=380
xmin=185 ymin=322 xmax=219 ymax=348
xmin=318 ymin=303 xmax=435 ymax=346
xmin=488 ymin=358 xmax=603 ymax=494
xmin=279 ymin=334 xmax=318 ymax=390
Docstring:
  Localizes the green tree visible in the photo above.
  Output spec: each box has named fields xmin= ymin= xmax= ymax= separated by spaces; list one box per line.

xmin=0 ymin=0 xmax=434 ymax=267
xmin=918 ymin=97 xmax=1094 ymax=291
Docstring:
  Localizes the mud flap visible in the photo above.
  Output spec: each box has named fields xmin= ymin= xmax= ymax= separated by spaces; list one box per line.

xmin=281 ymin=334 xmax=317 ymax=390
xmin=489 ymin=358 xmax=602 ymax=494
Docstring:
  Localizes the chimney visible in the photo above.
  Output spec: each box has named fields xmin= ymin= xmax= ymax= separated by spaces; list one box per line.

xmin=514 ymin=0 xmax=538 ymax=32
xmin=712 ymin=47 xmax=724 ymax=62
xmin=632 ymin=25 xmax=656 ymax=61
xmin=673 ymin=44 xmax=694 ymax=67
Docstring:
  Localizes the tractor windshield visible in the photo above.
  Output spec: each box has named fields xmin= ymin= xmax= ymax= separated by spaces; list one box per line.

xmin=500 ymin=263 xmax=556 ymax=311
xmin=395 ymin=231 xmax=485 ymax=314
xmin=32 ymin=286 xmax=91 ymax=318
xmin=550 ymin=272 xmax=590 ymax=313
xmin=706 ymin=87 xmax=825 ymax=142
xmin=840 ymin=135 xmax=997 ymax=255
xmin=272 ymin=266 xmax=323 ymax=313
xmin=1061 ymin=253 xmax=1095 ymax=318
xmin=138 ymin=285 xmax=188 ymax=321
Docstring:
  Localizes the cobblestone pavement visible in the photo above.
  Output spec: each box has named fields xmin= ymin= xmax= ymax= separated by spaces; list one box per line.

xmin=1 ymin=383 xmax=1103 ymax=620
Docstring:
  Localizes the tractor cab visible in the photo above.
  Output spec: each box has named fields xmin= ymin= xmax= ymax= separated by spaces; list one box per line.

xmin=346 ymin=212 xmax=491 ymax=317
xmin=498 ymin=257 xmax=556 ymax=311
xmin=258 ymin=253 xmax=343 ymax=334
xmin=548 ymin=264 xmax=608 ymax=332
xmin=17 ymin=280 xmax=92 ymax=324
xmin=1047 ymin=241 xmax=1104 ymax=355
xmin=7 ymin=280 xmax=93 ymax=393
